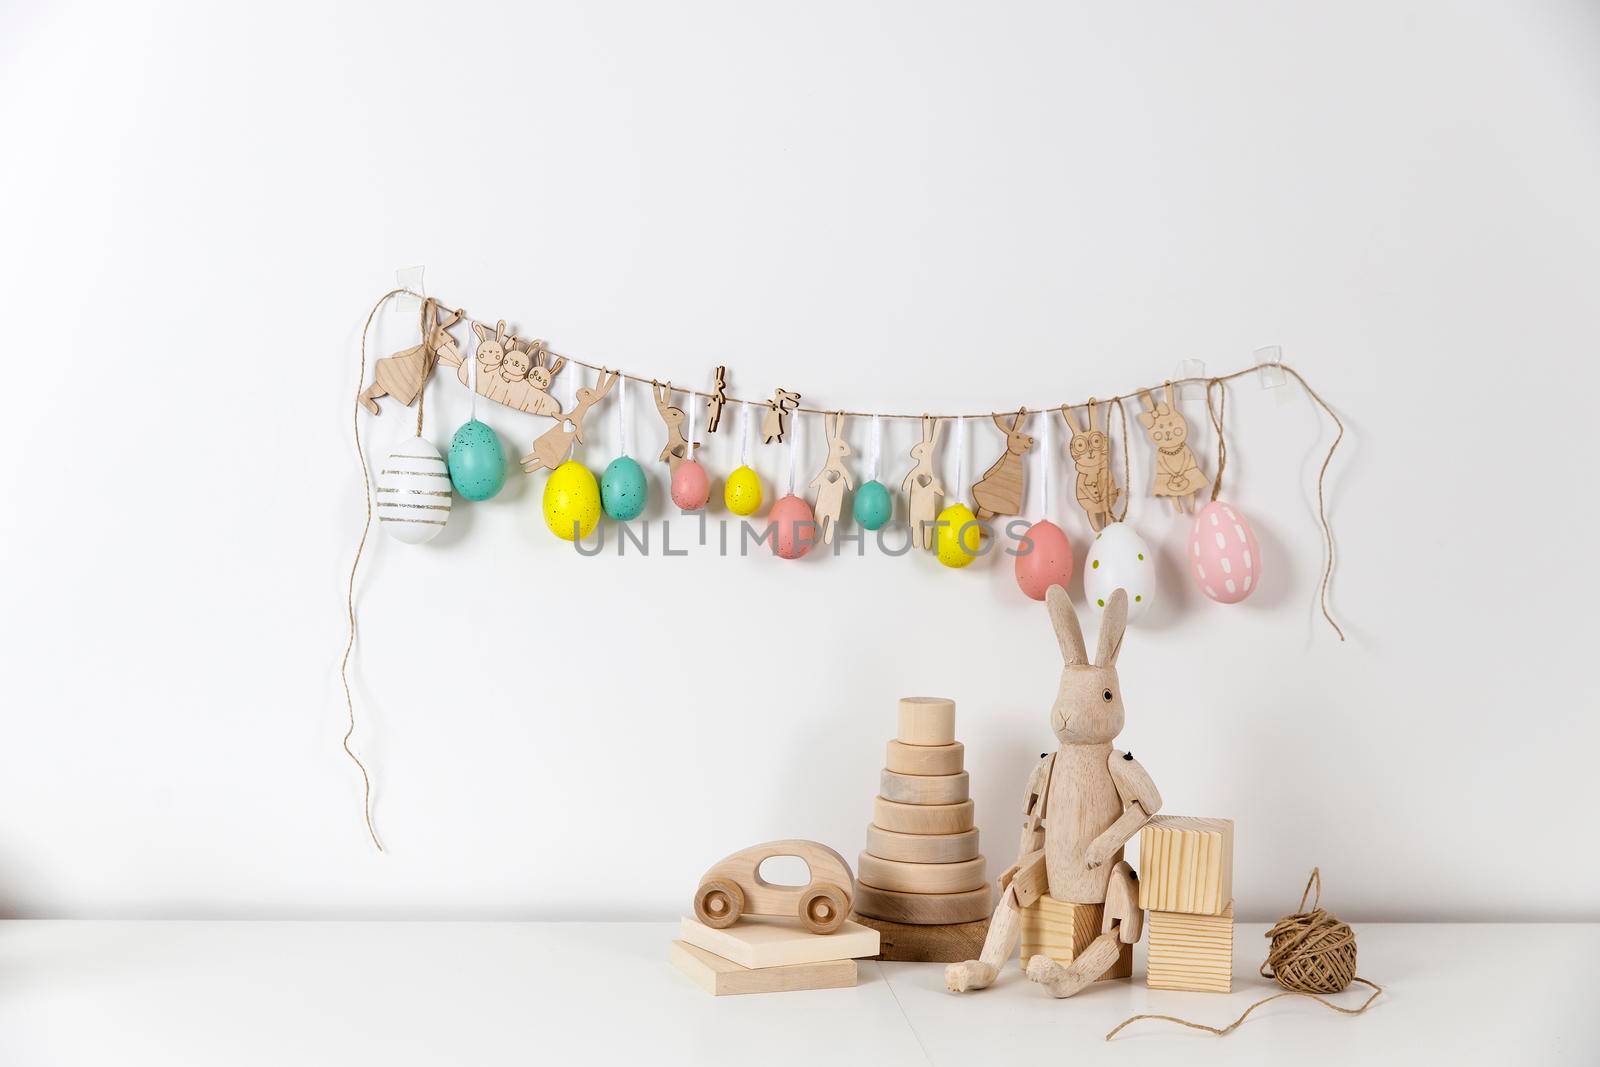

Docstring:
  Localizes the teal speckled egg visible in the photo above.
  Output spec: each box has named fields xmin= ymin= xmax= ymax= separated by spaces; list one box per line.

xmin=601 ymin=456 xmax=648 ymax=520
xmin=853 ymin=479 xmax=893 ymax=530
xmin=447 ymin=419 xmax=506 ymax=501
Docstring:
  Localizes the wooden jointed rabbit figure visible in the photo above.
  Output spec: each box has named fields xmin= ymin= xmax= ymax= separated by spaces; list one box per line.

xmin=946 ymin=587 xmax=1161 ymax=999
xmin=808 ymin=412 xmax=854 ymax=545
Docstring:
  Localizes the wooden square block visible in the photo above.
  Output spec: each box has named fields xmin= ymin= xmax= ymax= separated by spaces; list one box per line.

xmin=669 ymin=940 xmax=857 ymax=996
xmin=677 ymin=915 xmax=879 ymax=969
xmin=1137 ymin=815 xmax=1234 ymax=915
xmin=1017 ymin=894 xmax=1132 ymax=980
xmin=1146 ymin=901 xmax=1234 ymax=993
xmin=897 ymin=697 xmax=956 ymax=746
xmin=849 ymin=914 xmax=990 ymax=963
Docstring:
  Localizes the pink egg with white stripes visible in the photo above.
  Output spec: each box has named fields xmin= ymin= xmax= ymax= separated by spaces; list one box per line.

xmin=1190 ymin=500 xmax=1260 ymax=604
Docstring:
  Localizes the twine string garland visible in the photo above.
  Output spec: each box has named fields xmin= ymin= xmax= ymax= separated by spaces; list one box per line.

xmin=1106 ymin=869 xmax=1381 ymax=1041
xmin=1206 ymin=377 xmax=1229 ymax=502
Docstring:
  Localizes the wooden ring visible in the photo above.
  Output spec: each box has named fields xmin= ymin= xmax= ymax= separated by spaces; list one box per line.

xmin=865 ymin=825 xmax=979 ymax=863
xmin=879 ymin=769 xmax=969 ymax=805
xmin=857 ymin=853 xmax=987 ymax=894
xmin=872 ymin=797 xmax=974 ymax=835
xmin=885 ymin=740 xmax=964 ymax=776
xmin=852 ymin=884 xmax=993 ymax=925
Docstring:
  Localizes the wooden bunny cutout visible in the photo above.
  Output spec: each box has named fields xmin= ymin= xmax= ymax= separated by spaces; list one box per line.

xmin=652 ymin=380 xmax=700 ymax=473
xmin=1061 ymin=399 xmax=1121 ymax=532
xmin=902 ymin=416 xmax=945 ymax=550
xmin=808 ymin=412 xmax=854 ymax=545
xmin=521 ymin=370 xmax=619 ymax=473
xmin=947 ymin=588 xmax=1161 ymax=999
xmin=359 ymin=300 xmax=462 ymax=414
xmin=761 ymin=388 xmax=802 ymax=444
xmin=971 ymin=409 xmax=1034 ymax=520
xmin=706 ymin=366 xmax=728 ymax=433
xmin=1138 ymin=383 xmax=1205 ymax=513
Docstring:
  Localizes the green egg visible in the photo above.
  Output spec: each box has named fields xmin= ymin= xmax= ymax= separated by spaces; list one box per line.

xmin=853 ymin=479 xmax=892 ymax=530
xmin=448 ymin=419 xmax=506 ymax=501
xmin=601 ymin=456 xmax=648 ymax=520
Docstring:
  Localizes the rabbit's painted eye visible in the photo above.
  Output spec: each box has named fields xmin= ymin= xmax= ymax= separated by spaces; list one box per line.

xmin=1102 ymin=688 xmax=1114 ymax=702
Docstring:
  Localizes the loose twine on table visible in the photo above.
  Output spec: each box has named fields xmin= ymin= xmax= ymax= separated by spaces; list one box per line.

xmin=1106 ymin=869 xmax=1382 ymax=1041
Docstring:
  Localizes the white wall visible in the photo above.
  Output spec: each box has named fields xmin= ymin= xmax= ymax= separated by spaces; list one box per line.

xmin=1 ymin=0 xmax=1596 ymax=922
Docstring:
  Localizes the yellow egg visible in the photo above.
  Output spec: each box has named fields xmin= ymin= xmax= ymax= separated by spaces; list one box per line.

xmin=542 ymin=460 xmax=602 ymax=541
xmin=935 ymin=502 xmax=982 ymax=568
xmin=724 ymin=464 xmax=763 ymax=517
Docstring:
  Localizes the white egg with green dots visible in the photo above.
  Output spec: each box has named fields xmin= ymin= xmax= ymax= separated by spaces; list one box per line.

xmin=1082 ymin=521 xmax=1153 ymax=623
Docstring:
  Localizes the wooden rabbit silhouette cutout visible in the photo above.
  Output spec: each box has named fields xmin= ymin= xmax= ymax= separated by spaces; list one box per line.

xmin=706 ymin=366 xmax=728 ymax=433
xmin=808 ymin=412 xmax=854 ymax=545
xmin=1061 ymin=399 xmax=1121 ymax=532
xmin=946 ymin=587 xmax=1162 ymax=999
xmin=522 ymin=370 xmax=619 ymax=473
xmin=902 ymin=416 xmax=945 ymax=550
xmin=1138 ymin=382 xmax=1205 ymax=513
xmin=652 ymin=380 xmax=699 ymax=473
xmin=761 ymin=388 xmax=802 ymax=444
xmin=360 ymin=301 xmax=462 ymax=414
xmin=971 ymin=409 xmax=1034 ymax=520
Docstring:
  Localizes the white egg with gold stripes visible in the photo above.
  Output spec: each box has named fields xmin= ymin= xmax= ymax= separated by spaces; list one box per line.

xmin=376 ymin=437 xmax=452 ymax=544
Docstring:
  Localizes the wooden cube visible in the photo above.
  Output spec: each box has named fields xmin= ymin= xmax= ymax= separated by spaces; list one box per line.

xmin=1137 ymin=816 xmax=1234 ymax=915
xmin=1146 ymin=901 xmax=1234 ymax=993
xmin=1017 ymin=895 xmax=1132 ymax=980
xmin=670 ymin=940 xmax=857 ymax=996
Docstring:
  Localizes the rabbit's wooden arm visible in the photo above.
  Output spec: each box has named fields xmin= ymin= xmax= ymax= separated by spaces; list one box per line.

xmin=1010 ymin=753 xmax=1054 ymax=863
xmin=1085 ymin=750 xmax=1162 ymax=870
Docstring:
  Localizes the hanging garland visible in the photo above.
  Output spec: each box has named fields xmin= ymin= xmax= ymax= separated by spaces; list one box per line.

xmin=342 ymin=288 xmax=1347 ymax=849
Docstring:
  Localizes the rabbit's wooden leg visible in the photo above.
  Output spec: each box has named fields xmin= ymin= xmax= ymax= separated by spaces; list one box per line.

xmin=944 ymin=883 xmax=1021 ymax=992
xmin=359 ymin=383 xmax=384 ymax=414
xmin=1025 ymin=929 xmax=1125 ymax=998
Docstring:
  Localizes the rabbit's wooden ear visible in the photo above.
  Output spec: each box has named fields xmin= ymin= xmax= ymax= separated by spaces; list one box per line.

xmin=473 ymin=322 xmax=490 ymax=342
xmin=1060 ymin=406 xmax=1083 ymax=436
xmin=1047 ymin=585 xmax=1088 ymax=666
xmin=1095 ymin=589 xmax=1129 ymax=667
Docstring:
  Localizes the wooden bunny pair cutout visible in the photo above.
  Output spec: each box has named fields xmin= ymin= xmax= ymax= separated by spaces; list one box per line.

xmin=902 ymin=416 xmax=945 ymax=550
xmin=652 ymin=381 xmax=700 ymax=473
xmin=947 ymin=587 xmax=1162 ymax=1000
xmin=971 ymin=409 xmax=1034 ymax=520
xmin=1061 ymin=400 xmax=1121 ymax=532
xmin=521 ymin=370 xmax=620 ymax=473
xmin=808 ymin=413 xmax=853 ymax=545
xmin=439 ymin=320 xmax=568 ymax=417
xmin=359 ymin=300 xmax=462 ymax=414
xmin=1138 ymin=383 xmax=1205 ymax=513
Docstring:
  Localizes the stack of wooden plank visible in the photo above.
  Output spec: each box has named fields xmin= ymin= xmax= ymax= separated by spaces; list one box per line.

xmin=1138 ymin=815 xmax=1235 ymax=993
xmin=671 ymin=916 xmax=880 ymax=997
xmin=850 ymin=697 xmax=992 ymax=962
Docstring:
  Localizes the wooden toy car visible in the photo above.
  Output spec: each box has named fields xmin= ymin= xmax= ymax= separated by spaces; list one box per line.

xmin=693 ymin=840 xmax=856 ymax=934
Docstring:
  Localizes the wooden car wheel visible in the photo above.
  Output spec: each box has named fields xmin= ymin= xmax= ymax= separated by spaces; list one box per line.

xmin=694 ymin=878 xmax=745 ymax=929
xmin=799 ymin=883 xmax=848 ymax=934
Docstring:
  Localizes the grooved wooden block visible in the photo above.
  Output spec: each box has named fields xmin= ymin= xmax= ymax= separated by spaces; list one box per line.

xmin=897 ymin=697 xmax=956 ymax=746
xmin=1016 ymin=894 xmax=1132 ymax=980
xmin=678 ymin=916 xmax=879 ymax=969
xmin=873 ymin=797 xmax=975 ymax=835
xmin=879 ymin=769 xmax=970 ymax=805
xmin=857 ymin=853 xmax=987 ymax=894
xmin=885 ymin=740 xmax=964 ymax=776
xmin=1137 ymin=816 xmax=1234 ymax=915
xmin=853 ymin=884 xmax=992 ymax=925
xmin=1147 ymin=901 xmax=1234 ymax=993
xmin=864 ymin=825 xmax=980 ymax=864
xmin=669 ymin=941 xmax=857 ymax=996
xmin=850 ymin=914 xmax=990 ymax=963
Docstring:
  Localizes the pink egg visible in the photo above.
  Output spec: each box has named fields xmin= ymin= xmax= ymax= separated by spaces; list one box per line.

xmin=768 ymin=494 xmax=817 ymax=559
xmin=670 ymin=460 xmax=710 ymax=510
xmin=1014 ymin=520 xmax=1074 ymax=601
xmin=1189 ymin=499 xmax=1260 ymax=603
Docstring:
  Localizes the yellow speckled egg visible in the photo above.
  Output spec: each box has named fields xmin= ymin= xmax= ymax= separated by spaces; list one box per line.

xmin=935 ymin=502 xmax=982 ymax=568
xmin=724 ymin=465 xmax=763 ymax=516
xmin=543 ymin=460 xmax=602 ymax=541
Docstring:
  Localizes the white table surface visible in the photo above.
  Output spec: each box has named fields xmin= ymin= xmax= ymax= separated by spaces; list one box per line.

xmin=0 ymin=921 xmax=1594 ymax=1065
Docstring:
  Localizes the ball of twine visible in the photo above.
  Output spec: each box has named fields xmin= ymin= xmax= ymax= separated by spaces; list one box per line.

xmin=1106 ymin=867 xmax=1381 ymax=1041
xmin=1262 ymin=867 xmax=1358 ymax=994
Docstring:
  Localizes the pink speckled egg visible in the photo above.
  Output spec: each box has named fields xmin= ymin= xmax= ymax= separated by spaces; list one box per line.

xmin=670 ymin=459 xmax=710 ymax=510
xmin=768 ymin=493 xmax=817 ymax=559
xmin=1014 ymin=520 xmax=1074 ymax=601
xmin=1190 ymin=499 xmax=1260 ymax=604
